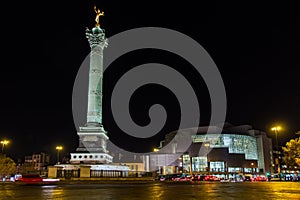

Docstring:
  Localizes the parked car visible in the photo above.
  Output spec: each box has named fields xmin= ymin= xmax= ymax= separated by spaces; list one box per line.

xmin=191 ymin=175 xmax=207 ymax=181
xmin=253 ymin=176 xmax=267 ymax=181
xmin=270 ymin=174 xmax=282 ymax=181
xmin=204 ymin=175 xmax=220 ymax=181
xmin=168 ymin=174 xmax=182 ymax=181
xmin=159 ymin=173 xmax=182 ymax=181
xmin=243 ymin=175 xmax=253 ymax=182
xmin=159 ymin=175 xmax=166 ymax=182
xmin=173 ymin=173 xmax=191 ymax=181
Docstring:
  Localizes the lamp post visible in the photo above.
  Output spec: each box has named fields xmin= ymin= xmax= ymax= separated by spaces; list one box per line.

xmin=178 ymin=156 xmax=183 ymax=173
xmin=0 ymin=140 xmax=9 ymax=154
xmin=251 ymin=162 xmax=254 ymax=174
xmin=271 ymin=126 xmax=281 ymax=152
xmin=56 ymin=146 xmax=63 ymax=164
xmin=153 ymin=148 xmax=160 ymax=174
xmin=271 ymin=126 xmax=281 ymax=173
xmin=204 ymin=143 xmax=210 ymax=175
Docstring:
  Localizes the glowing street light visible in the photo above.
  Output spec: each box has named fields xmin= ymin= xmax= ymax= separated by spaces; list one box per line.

xmin=0 ymin=140 xmax=9 ymax=154
xmin=271 ymin=126 xmax=281 ymax=151
xmin=56 ymin=146 xmax=63 ymax=164
xmin=204 ymin=143 xmax=210 ymax=148
xmin=251 ymin=162 xmax=255 ymax=173
xmin=271 ymin=126 xmax=282 ymax=173
xmin=153 ymin=148 xmax=159 ymax=152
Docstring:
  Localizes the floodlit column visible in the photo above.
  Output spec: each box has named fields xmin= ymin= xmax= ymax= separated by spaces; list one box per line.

xmin=86 ymin=26 xmax=108 ymax=125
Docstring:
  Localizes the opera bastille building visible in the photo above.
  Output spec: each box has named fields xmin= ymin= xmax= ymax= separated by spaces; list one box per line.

xmin=47 ymin=7 xmax=273 ymax=180
xmin=148 ymin=123 xmax=274 ymax=180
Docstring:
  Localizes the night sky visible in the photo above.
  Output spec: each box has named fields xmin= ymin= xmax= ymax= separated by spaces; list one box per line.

xmin=1 ymin=0 xmax=299 ymax=162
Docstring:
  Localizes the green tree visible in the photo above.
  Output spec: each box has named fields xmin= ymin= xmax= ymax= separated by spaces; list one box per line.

xmin=0 ymin=154 xmax=16 ymax=177
xmin=20 ymin=162 xmax=35 ymax=174
xmin=282 ymin=131 xmax=300 ymax=168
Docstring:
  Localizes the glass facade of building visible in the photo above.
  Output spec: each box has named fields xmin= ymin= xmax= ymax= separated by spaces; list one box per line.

xmin=192 ymin=133 xmax=258 ymax=160
xmin=154 ymin=125 xmax=273 ymax=176
xmin=192 ymin=157 xmax=207 ymax=172
xmin=182 ymin=154 xmax=190 ymax=172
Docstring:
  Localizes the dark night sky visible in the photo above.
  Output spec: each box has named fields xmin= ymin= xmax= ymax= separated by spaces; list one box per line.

xmin=0 ymin=0 xmax=299 ymax=162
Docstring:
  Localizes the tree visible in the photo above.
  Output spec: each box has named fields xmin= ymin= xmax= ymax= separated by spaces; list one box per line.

xmin=282 ymin=131 xmax=300 ymax=168
xmin=20 ymin=162 xmax=35 ymax=174
xmin=0 ymin=154 xmax=16 ymax=177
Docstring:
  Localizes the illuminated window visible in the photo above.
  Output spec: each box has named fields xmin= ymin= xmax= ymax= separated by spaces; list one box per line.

xmin=183 ymin=154 xmax=191 ymax=172
xmin=210 ymin=162 xmax=225 ymax=172
xmin=192 ymin=157 xmax=208 ymax=172
xmin=228 ymin=167 xmax=242 ymax=173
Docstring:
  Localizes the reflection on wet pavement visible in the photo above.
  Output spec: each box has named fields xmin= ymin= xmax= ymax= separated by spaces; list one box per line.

xmin=0 ymin=182 xmax=299 ymax=200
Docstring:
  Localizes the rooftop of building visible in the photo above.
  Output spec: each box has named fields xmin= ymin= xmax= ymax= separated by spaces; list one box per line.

xmin=163 ymin=122 xmax=269 ymax=147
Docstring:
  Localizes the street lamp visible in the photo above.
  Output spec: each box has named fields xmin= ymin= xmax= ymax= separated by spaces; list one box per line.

xmin=271 ymin=126 xmax=281 ymax=152
xmin=0 ymin=140 xmax=9 ymax=154
xmin=178 ymin=156 xmax=183 ymax=173
xmin=271 ymin=126 xmax=282 ymax=173
xmin=153 ymin=148 xmax=160 ymax=174
xmin=251 ymin=162 xmax=254 ymax=174
xmin=204 ymin=143 xmax=210 ymax=174
xmin=56 ymin=146 xmax=63 ymax=164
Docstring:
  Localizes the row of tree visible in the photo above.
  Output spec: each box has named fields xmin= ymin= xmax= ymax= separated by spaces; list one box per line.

xmin=0 ymin=154 xmax=16 ymax=177
xmin=0 ymin=154 xmax=39 ymax=177
xmin=282 ymin=131 xmax=300 ymax=168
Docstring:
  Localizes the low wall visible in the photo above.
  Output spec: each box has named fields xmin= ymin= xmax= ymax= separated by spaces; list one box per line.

xmin=64 ymin=177 xmax=153 ymax=181
xmin=58 ymin=177 xmax=154 ymax=183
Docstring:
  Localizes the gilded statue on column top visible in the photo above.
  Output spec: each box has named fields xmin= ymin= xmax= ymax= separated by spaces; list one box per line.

xmin=94 ymin=5 xmax=104 ymax=27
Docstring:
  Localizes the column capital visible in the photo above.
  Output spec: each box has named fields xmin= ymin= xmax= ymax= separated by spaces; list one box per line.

xmin=86 ymin=27 xmax=108 ymax=49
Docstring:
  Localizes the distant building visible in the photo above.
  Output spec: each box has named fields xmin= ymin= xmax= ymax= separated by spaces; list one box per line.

xmin=112 ymin=153 xmax=147 ymax=177
xmin=24 ymin=152 xmax=50 ymax=171
xmin=149 ymin=123 xmax=274 ymax=179
xmin=272 ymin=149 xmax=283 ymax=173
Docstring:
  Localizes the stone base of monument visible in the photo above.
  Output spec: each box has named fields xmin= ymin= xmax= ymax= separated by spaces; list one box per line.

xmin=70 ymin=152 xmax=113 ymax=164
xmin=51 ymin=164 xmax=130 ymax=179
xmin=70 ymin=124 xmax=112 ymax=164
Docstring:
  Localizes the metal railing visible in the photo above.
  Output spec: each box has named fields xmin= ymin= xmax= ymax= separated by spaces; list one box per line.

xmin=57 ymin=169 xmax=80 ymax=179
